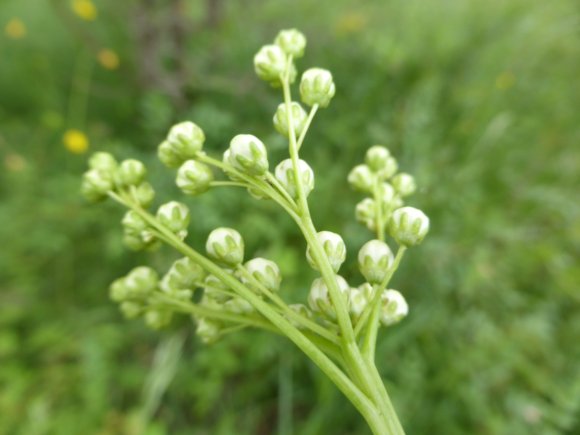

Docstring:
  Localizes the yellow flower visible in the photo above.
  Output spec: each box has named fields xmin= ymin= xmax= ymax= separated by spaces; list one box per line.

xmin=5 ymin=18 xmax=27 ymax=39
xmin=72 ymin=0 xmax=98 ymax=21
xmin=63 ymin=129 xmax=89 ymax=154
xmin=97 ymin=49 xmax=120 ymax=70
xmin=495 ymin=71 xmax=516 ymax=90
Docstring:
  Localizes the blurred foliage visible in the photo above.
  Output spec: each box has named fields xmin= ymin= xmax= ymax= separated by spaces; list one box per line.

xmin=1 ymin=0 xmax=579 ymax=434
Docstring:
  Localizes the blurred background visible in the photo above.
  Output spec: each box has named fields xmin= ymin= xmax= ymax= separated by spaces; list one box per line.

xmin=1 ymin=0 xmax=579 ymax=434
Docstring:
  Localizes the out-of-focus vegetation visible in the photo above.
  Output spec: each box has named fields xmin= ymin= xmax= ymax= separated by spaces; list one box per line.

xmin=1 ymin=0 xmax=579 ymax=433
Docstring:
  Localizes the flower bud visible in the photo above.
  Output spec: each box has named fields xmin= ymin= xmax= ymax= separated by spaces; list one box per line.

xmin=358 ymin=240 xmax=394 ymax=284
xmin=389 ymin=207 xmax=429 ymax=246
xmin=307 ymin=275 xmax=350 ymax=319
xmin=110 ymin=278 xmax=129 ymax=302
xmin=224 ymin=298 xmax=254 ymax=314
xmin=196 ymin=318 xmax=220 ymax=344
xmin=122 ymin=210 xmax=152 ymax=238
xmin=377 ymin=156 xmax=398 ymax=180
xmin=203 ymin=274 xmax=231 ymax=303
xmin=160 ymin=257 xmax=206 ymax=293
xmin=306 ymin=231 xmax=346 ymax=273
xmin=145 ymin=309 xmax=172 ymax=330
xmin=176 ymin=160 xmax=214 ymax=195
xmin=242 ymin=258 xmax=282 ymax=293
xmin=378 ymin=182 xmax=397 ymax=207
xmin=158 ymin=140 xmax=182 ymax=168
xmin=89 ymin=152 xmax=117 ymax=174
xmin=167 ymin=121 xmax=205 ymax=156
xmin=365 ymin=146 xmax=390 ymax=172
xmin=275 ymin=158 xmax=314 ymax=199
xmin=349 ymin=287 xmax=368 ymax=320
xmin=227 ymin=134 xmax=269 ymax=176
xmin=275 ymin=29 xmax=307 ymax=58
xmin=254 ymin=44 xmax=289 ymax=85
xmin=119 ymin=301 xmax=142 ymax=319
xmin=286 ymin=304 xmax=313 ymax=328
xmin=273 ymin=102 xmax=308 ymax=138
xmin=355 ymin=198 xmax=377 ymax=231
xmin=156 ymin=201 xmax=190 ymax=239
xmin=392 ymin=173 xmax=416 ymax=197
xmin=379 ymin=289 xmax=408 ymax=326
xmin=206 ymin=228 xmax=244 ymax=266
xmin=81 ymin=169 xmax=113 ymax=202
xmin=117 ymin=159 xmax=146 ymax=186
xmin=124 ymin=266 xmax=159 ymax=296
xmin=299 ymin=68 xmax=335 ymax=108
xmin=133 ymin=182 xmax=155 ymax=208
xmin=358 ymin=282 xmax=375 ymax=300
xmin=348 ymin=164 xmax=375 ymax=193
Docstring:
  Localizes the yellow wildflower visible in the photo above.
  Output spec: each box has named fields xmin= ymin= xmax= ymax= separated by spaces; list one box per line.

xmin=72 ymin=0 xmax=98 ymax=21
xmin=495 ymin=71 xmax=516 ymax=90
xmin=97 ymin=49 xmax=120 ymax=70
xmin=63 ymin=129 xmax=89 ymax=154
xmin=5 ymin=18 xmax=27 ymax=39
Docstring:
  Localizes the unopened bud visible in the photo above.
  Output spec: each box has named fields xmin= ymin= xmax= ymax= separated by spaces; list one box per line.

xmin=196 ymin=318 xmax=220 ymax=344
xmin=273 ymin=102 xmax=308 ymax=138
xmin=160 ymin=257 xmax=206 ymax=293
xmin=355 ymin=198 xmax=377 ymax=231
xmin=124 ymin=266 xmax=159 ymax=296
xmin=379 ymin=289 xmax=408 ymax=326
xmin=377 ymin=156 xmax=398 ymax=180
xmin=348 ymin=164 xmax=375 ymax=193
xmin=392 ymin=173 xmax=416 ymax=197
xmin=145 ymin=308 xmax=172 ymax=330
xmin=133 ymin=182 xmax=155 ymax=208
xmin=156 ymin=201 xmax=190 ymax=239
xmin=158 ymin=121 xmax=205 ymax=168
xmin=254 ymin=45 xmax=289 ymax=85
xmin=176 ymin=160 xmax=214 ymax=195
xmin=286 ymin=304 xmax=313 ymax=328
xmin=307 ymin=275 xmax=350 ymax=319
xmin=299 ymin=68 xmax=335 ymax=108
xmin=306 ymin=231 xmax=346 ymax=273
xmin=224 ymin=298 xmax=254 ymax=314
xmin=81 ymin=169 xmax=113 ymax=202
xmin=203 ymin=274 xmax=231 ymax=303
xmin=122 ymin=210 xmax=154 ymax=246
xmin=117 ymin=159 xmax=146 ymax=186
xmin=358 ymin=240 xmax=394 ymax=284
xmin=365 ymin=146 xmax=390 ymax=172
xmin=390 ymin=206 xmax=429 ymax=246
xmin=349 ymin=287 xmax=368 ymax=320
xmin=89 ymin=152 xmax=117 ymax=174
xmin=227 ymin=134 xmax=269 ymax=176
xmin=120 ymin=301 xmax=142 ymax=319
xmin=275 ymin=29 xmax=306 ymax=58
xmin=242 ymin=258 xmax=282 ymax=292
xmin=275 ymin=158 xmax=314 ymax=199
xmin=206 ymin=228 xmax=244 ymax=266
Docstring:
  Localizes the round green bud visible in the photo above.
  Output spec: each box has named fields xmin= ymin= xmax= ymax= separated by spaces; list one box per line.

xmin=81 ymin=169 xmax=113 ymax=202
xmin=89 ymin=152 xmax=117 ymax=174
xmin=242 ymin=257 xmax=282 ymax=293
xmin=254 ymin=44 xmax=289 ymax=85
xmin=125 ymin=266 xmax=159 ymax=296
xmin=117 ymin=159 xmax=146 ymax=186
xmin=119 ymin=301 xmax=142 ymax=319
xmin=377 ymin=156 xmax=398 ymax=180
xmin=306 ymin=231 xmax=346 ymax=273
xmin=122 ymin=210 xmax=148 ymax=235
xmin=224 ymin=298 xmax=254 ymax=314
xmin=355 ymin=198 xmax=377 ymax=231
xmin=109 ymin=278 xmax=129 ymax=302
xmin=389 ymin=206 xmax=429 ymax=246
xmin=378 ymin=182 xmax=396 ymax=204
xmin=358 ymin=282 xmax=375 ymax=301
xmin=121 ymin=211 xmax=155 ymax=251
xmin=133 ymin=182 xmax=155 ymax=208
xmin=379 ymin=289 xmax=408 ymax=326
xmin=167 ymin=121 xmax=205 ymax=155
xmin=275 ymin=158 xmax=314 ymax=199
xmin=227 ymin=134 xmax=269 ymax=176
xmin=275 ymin=28 xmax=307 ymax=58
xmin=176 ymin=160 xmax=214 ymax=195
xmin=196 ymin=318 xmax=220 ymax=344
xmin=365 ymin=146 xmax=390 ymax=172
xmin=392 ymin=173 xmax=416 ymax=197
xmin=203 ymin=274 xmax=231 ymax=303
xmin=348 ymin=164 xmax=375 ymax=193
xmin=206 ymin=227 xmax=245 ymax=267
xmin=160 ymin=257 xmax=206 ymax=293
xmin=349 ymin=287 xmax=368 ymax=320
xmin=145 ymin=308 xmax=172 ymax=330
xmin=358 ymin=240 xmax=394 ymax=284
xmin=273 ymin=102 xmax=308 ymax=138
xmin=307 ymin=275 xmax=350 ymax=319
xmin=299 ymin=68 xmax=335 ymax=108
xmin=156 ymin=201 xmax=190 ymax=240
xmin=158 ymin=140 xmax=182 ymax=168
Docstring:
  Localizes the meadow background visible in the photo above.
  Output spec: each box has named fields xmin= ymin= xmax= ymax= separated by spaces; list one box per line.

xmin=1 ymin=0 xmax=579 ymax=434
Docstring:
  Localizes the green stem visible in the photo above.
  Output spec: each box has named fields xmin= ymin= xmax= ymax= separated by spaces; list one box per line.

xmin=296 ymin=104 xmax=319 ymax=151
xmin=373 ymin=177 xmax=385 ymax=241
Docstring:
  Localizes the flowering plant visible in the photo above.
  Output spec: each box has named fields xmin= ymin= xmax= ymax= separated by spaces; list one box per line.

xmin=82 ymin=29 xmax=429 ymax=435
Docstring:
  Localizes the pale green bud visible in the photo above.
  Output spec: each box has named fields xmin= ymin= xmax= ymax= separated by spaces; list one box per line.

xmin=196 ymin=318 xmax=220 ymax=344
xmin=110 ymin=278 xmax=129 ymax=302
xmin=160 ymin=257 xmax=206 ymax=293
xmin=206 ymin=227 xmax=244 ymax=266
xmin=286 ymin=303 xmax=313 ymax=328
xmin=275 ymin=158 xmax=314 ymax=199
xmin=378 ymin=182 xmax=396 ymax=204
xmin=122 ymin=210 xmax=148 ymax=235
xmin=306 ymin=231 xmax=346 ymax=273
xmin=355 ymin=198 xmax=377 ymax=231
xmin=389 ymin=206 xmax=429 ymax=246
xmin=254 ymin=44 xmax=289 ymax=85
xmin=158 ymin=140 xmax=182 ymax=168
xmin=133 ymin=182 xmax=155 ymax=208
xmin=242 ymin=257 xmax=282 ymax=293
xmin=81 ymin=169 xmax=113 ymax=202
xmin=247 ymin=186 xmax=270 ymax=200
xmin=89 ymin=152 xmax=117 ymax=174
xmin=227 ymin=134 xmax=269 ymax=176
xmin=273 ymin=102 xmax=308 ymax=138
xmin=167 ymin=121 xmax=205 ymax=156
xmin=145 ymin=308 xmax=172 ymax=330
xmin=365 ymin=146 xmax=390 ymax=172
xmin=348 ymin=164 xmax=375 ymax=193
xmin=156 ymin=201 xmax=190 ymax=239
xmin=176 ymin=160 xmax=214 ymax=195
xmin=307 ymin=275 xmax=350 ymax=319
xmin=203 ymin=274 xmax=231 ymax=303
xmin=121 ymin=210 xmax=155 ymax=250
xmin=119 ymin=301 xmax=142 ymax=319
xmin=117 ymin=159 xmax=146 ymax=186
xmin=125 ymin=266 xmax=159 ymax=296
xmin=224 ymin=298 xmax=254 ymax=314
xmin=349 ymin=287 xmax=368 ymax=320
xmin=122 ymin=234 xmax=148 ymax=251
xmin=358 ymin=282 xmax=375 ymax=301
xmin=358 ymin=240 xmax=394 ymax=284
xmin=377 ymin=156 xmax=398 ymax=180
xmin=275 ymin=29 xmax=307 ymax=58
xmin=379 ymin=289 xmax=408 ymax=326
xmin=392 ymin=173 xmax=416 ymax=197
xmin=299 ymin=68 xmax=335 ymax=108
